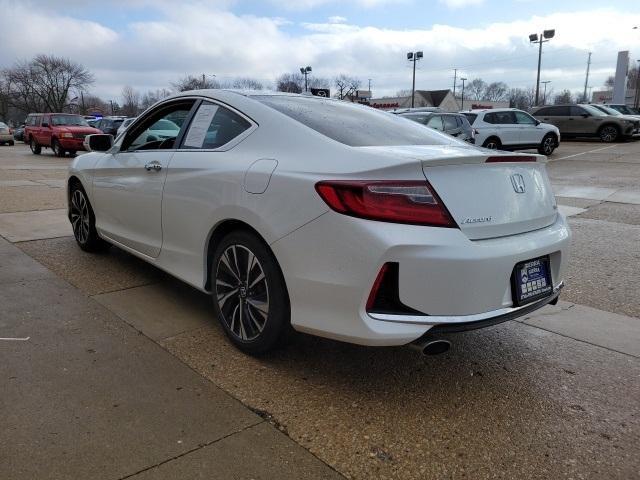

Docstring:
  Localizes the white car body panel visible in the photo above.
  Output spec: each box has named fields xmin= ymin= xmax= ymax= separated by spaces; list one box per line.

xmin=68 ymin=90 xmax=571 ymax=347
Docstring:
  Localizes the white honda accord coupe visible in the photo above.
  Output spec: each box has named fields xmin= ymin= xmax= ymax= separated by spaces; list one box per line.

xmin=68 ymin=90 xmax=570 ymax=355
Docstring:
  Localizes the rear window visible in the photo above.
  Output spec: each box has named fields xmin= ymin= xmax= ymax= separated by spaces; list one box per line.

xmin=253 ymin=95 xmax=450 ymax=147
xmin=462 ymin=113 xmax=477 ymax=125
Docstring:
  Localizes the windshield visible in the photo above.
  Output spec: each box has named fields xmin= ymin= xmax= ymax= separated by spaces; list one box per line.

xmin=253 ymin=95 xmax=451 ymax=147
xmin=0 ymin=122 xmax=8 ymax=128
xmin=50 ymin=115 xmax=89 ymax=127
xmin=581 ymin=105 xmax=607 ymax=117
xmin=596 ymin=105 xmax=622 ymax=116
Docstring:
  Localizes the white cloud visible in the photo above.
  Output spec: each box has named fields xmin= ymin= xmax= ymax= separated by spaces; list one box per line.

xmin=328 ymin=15 xmax=348 ymax=24
xmin=0 ymin=1 xmax=637 ymax=100
xmin=438 ymin=0 xmax=484 ymax=8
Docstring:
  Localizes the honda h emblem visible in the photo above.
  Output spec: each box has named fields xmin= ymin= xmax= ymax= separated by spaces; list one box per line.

xmin=510 ymin=174 xmax=526 ymax=193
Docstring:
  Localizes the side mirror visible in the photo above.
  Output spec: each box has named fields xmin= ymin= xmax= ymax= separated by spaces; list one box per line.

xmin=84 ymin=134 xmax=113 ymax=152
xmin=582 ymin=113 xmax=590 ymax=118
xmin=41 ymin=122 xmax=49 ymax=128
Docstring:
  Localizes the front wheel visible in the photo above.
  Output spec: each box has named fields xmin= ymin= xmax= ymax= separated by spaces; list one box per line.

xmin=211 ymin=230 xmax=291 ymax=355
xmin=599 ymin=125 xmax=619 ymax=143
xmin=29 ymin=138 xmax=41 ymax=155
xmin=538 ymin=134 xmax=557 ymax=155
xmin=69 ymin=184 xmax=110 ymax=252
xmin=52 ymin=139 xmax=66 ymax=157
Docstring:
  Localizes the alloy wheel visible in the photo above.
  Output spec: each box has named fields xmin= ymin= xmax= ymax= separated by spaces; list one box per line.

xmin=215 ymin=244 xmax=269 ymax=341
xmin=70 ymin=189 xmax=90 ymax=244
xmin=543 ymin=136 xmax=555 ymax=154
xmin=600 ymin=126 xmax=617 ymax=143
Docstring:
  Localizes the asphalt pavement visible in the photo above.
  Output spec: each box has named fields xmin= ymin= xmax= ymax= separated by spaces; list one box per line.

xmin=0 ymin=140 xmax=639 ymax=479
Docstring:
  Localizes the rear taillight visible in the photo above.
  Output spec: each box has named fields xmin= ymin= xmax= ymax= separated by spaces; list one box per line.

xmin=486 ymin=155 xmax=536 ymax=163
xmin=315 ymin=180 xmax=456 ymax=227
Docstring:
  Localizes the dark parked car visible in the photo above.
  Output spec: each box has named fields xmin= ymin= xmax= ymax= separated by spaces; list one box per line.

xmin=531 ymin=104 xmax=639 ymax=142
xmin=399 ymin=111 xmax=475 ymax=143
xmin=94 ymin=116 xmax=126 ymax=136
xmin=13 ymin=123 xmax=26 ymax=142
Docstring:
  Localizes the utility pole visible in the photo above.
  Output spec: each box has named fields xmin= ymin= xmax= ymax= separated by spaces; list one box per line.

xmin=460 ymin=78 xmax=467 ymax=110
xmin=407 ymin=51 xmax=423 ymax=108
xmin=80 ymin=91 xmax=86 ymax=115
xmin=541 ymin=80 xmax=551 ymax=105
xmin=109 ymin=100 xmax=114 ymax=115
xmin=529 ymin=29 xmax=555 ymax=106
xmin=582 ymin=52 xmax=592 ymax=103
xmin=634 ymin=59 xmax=640 ymax=110
xmin=452 ymin=68 xmax=457 ymax=98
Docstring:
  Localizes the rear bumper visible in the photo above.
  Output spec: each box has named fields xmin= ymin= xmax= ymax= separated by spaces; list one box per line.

xmin=271 ymin=212 xmax=571 ymax=346
xmin=0 ymin=133 xmax=12 ymax=142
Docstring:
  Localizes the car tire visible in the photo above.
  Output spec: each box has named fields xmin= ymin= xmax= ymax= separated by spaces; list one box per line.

xmin=598 ymin=125 xmax=619 ymax=143
xmin=29 ymin=138 xmax=41 ymax=155
xmin=482 ymin=137 xmax=501 ymax=150
xmin=538 ymin=133 xmax=557 ymax=155
xmin=52 ymin=139 xmax=66 ymax=157
xmin=68 ymin=150 xmax=77 ymax=157
xmin=9 ymin=141 xmax=14 ymax=146
xmin=211 ymin=230 xmax=292 ymax=355
xmin=69 ymin=182 xmax=111 ymax=253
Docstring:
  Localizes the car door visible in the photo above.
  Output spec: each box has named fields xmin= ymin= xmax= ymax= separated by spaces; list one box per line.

xmin=514 ymin=110 xmax=542 ymax=145
xmin=159 ymin=100 xmax=256 ymax=286
xmin=568 ymin=106 xmax=598 ymax=135
xmin=91 ymin=98 xmax=198 ymax=258
xmin=535 ymin=106 xmax=569 ymax=133
xmin=487 ymin=111 xmax=519 ymax=146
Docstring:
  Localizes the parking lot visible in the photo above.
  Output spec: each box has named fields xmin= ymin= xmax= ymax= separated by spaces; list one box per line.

xmin=1 ymin=140 xmax=639 ymax=479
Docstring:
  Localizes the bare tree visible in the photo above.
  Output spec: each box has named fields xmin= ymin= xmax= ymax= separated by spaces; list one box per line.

xmin=231 ymin=77 xmax=264 ymax=90
xmin=82 ymin=94 xmax=109 ymax=115
xmin=395 ymin=89 xmax=413 ymax=97
xmin=466 ymin=78 xmax=487 ymax=101
xmin=553 ymin=89 xmax=575 ymax=105
xmin=172 ymin=74 xmax=219 ymax=92
xmin=2 ymin=54 xmax=93 ymax=113
xmin=121 ymin=86 xmax=140 ymax=116
xmin=508 ymin=86 xmax=538 ymax=110
xmin=483 ymin=81 xmax=508 ymax=101
xmin=140 ymin=88 xmax=172 ymax=110
xmin=276 ymin=73 xmax=303 ymax=93
xmin=334 ymin=74 xmax=361 ymax=100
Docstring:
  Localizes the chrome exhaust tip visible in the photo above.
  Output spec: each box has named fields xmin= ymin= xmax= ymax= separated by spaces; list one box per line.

xmin=410 ymin=339 xmax=451 ymax=356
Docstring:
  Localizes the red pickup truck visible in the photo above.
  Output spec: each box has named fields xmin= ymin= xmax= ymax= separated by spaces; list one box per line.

xmin=24 ymin=113 xmax=102 ymax=157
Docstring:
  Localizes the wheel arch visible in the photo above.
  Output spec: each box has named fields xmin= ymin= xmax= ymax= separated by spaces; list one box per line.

xmin=203 ymin=219 xmax=285 ymax=293
xmin=597 ymin=122 xmax=621 ymax=135
xmin=483 ymin=135 xmax=502 ymax=147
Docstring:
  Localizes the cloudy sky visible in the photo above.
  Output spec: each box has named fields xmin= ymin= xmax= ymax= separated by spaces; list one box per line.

xmin=0 ymin=0 xmax=639 ymax=101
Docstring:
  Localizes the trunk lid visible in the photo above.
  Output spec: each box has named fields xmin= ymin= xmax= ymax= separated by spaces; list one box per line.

xmin=355 ymin=145 xmax=558 ymax=240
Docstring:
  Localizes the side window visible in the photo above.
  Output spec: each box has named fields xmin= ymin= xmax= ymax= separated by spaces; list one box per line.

xmin=494 ymin=111 xmax=516 ymax=124
xmin=548 ymin=106 xmax=569 ymax=116
xmin=182 ymin=102 xmax=251 ymax=150
xmin=426 ymin=115 xmax=444 ymax=131
xmin=484 ymin=112 xmax=496 ymax=124
xmin=570 ymin=106 xmax=587 ymax=116
xmin=514 ymin=111 xmax=537 ymax=125
xmin=122 ymin=100 xmax=196 ymax=152
xmin=442 ymin=115 xmax=458 ymax=130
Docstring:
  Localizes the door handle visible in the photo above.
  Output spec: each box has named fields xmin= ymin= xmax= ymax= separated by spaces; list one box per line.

xmin=144 ymin=162 xmax=162 ymax=172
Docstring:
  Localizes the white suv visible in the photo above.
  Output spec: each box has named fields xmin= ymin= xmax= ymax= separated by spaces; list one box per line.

xmin=462 ymin=108 xmax=560 ymax=155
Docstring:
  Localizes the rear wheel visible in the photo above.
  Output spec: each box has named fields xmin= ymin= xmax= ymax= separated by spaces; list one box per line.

xmin=211 ymin=230 xmax=291 ymax=355
xmin=599 ymin=125 xmax=619 ymax=143
xmin=68 ymin=150 xmax=77 ymax=157
xmin=482 ymin=137 xmax=501 ymax=150
xmin=52 ymin=139 xmax=66 ymax=157
xmin=69 ymin=183 xmax=110 ymax=252
xmin=538 ymin=133 xmax=557 ymax=155
xmin=29 ymin=138 xmax=41 ymax=155
xmin=9 ymin=141 xmax=14 ymax=146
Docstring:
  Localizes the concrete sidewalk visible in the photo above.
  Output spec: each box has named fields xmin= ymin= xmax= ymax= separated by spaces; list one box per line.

xmin=0 ymin=236 xmax=341 ymax=480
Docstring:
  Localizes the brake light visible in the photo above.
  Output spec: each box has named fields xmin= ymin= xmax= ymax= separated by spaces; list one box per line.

xmin=486 ymin=156 xmax=536 ymax=163
xmin=315 ymin=180 xmax=457 ymax=227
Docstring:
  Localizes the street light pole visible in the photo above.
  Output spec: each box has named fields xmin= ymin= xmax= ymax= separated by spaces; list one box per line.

xmin=529 ymin=29 xmax=555 ymax=106
xmin=460 ymin=77 xmax=467 ymax=110
xmin=407 ymin=51 xmax=423 ymax=108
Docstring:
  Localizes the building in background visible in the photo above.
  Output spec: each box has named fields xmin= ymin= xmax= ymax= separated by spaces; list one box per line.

xmin=369 ymin=89 xmax=460 ymax=111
